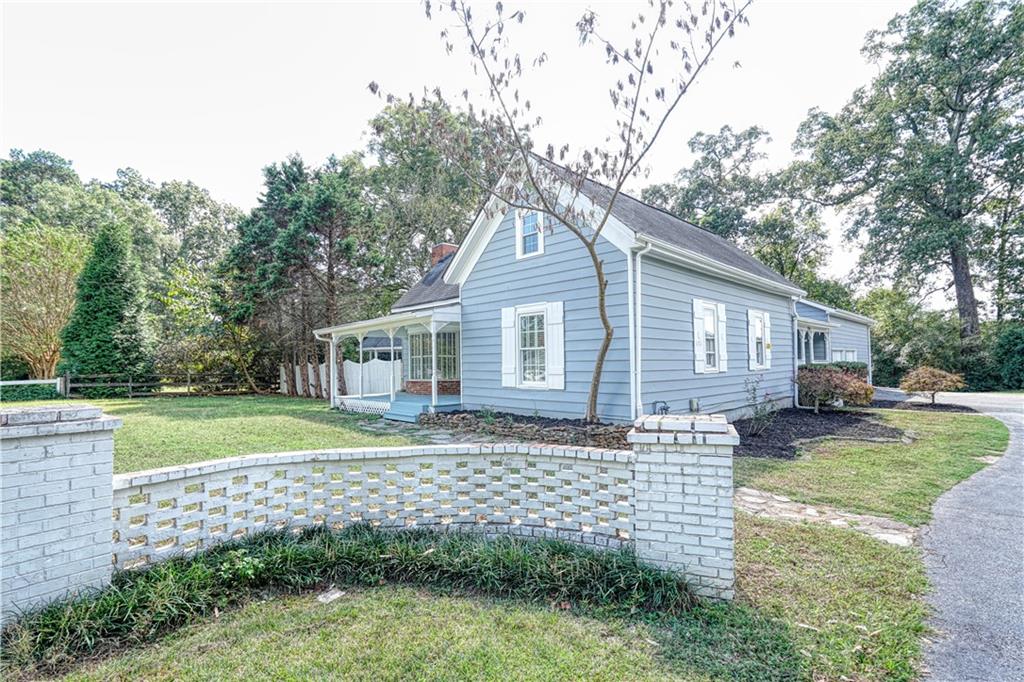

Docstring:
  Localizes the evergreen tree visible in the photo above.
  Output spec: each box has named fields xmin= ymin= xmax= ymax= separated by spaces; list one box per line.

xmin=60 ymin=220 xmax=153 ymax=391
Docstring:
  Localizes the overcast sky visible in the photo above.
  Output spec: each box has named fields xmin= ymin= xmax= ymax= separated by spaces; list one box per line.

xmin=2 ymin=0 xmax=913 ymax=281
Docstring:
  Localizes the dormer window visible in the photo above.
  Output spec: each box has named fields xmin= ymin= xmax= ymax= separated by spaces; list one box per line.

xmin=515 ymin=210 xmax=544 ymax=259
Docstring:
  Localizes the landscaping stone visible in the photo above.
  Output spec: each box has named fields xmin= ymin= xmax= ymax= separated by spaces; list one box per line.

xmin=734 ymin=486 xmax=916 ymax=547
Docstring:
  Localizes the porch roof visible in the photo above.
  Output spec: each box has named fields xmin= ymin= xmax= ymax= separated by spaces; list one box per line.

xmin=313 ymin=303 xmax=461 ymax=340
xmin=797 ymin=316 xmax=840 ymax=330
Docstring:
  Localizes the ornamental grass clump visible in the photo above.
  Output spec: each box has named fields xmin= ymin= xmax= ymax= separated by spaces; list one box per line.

xmin=1 ymin=525 xmax=695 ymax=676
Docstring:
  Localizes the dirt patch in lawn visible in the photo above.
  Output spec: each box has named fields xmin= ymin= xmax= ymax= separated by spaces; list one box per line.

xmin=734 ymin=408 xmax=905 ymax=460
xmin=870 ymin=399 xmax=978 ymax=413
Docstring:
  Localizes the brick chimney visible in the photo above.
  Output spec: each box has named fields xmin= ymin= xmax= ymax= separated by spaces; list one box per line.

xmin=430 ymin=243 xmax=458 ymax=267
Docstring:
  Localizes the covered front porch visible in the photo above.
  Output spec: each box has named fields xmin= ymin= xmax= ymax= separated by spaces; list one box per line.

xmin=313 ymin=303 xmax=462 ymax=422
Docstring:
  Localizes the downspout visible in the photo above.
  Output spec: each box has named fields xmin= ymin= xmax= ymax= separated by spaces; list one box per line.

xmin=790 ymin=298 xmax=813 ymax=411
xmin=313 ymin=331 xmax=334 ymax=407
xmin=633 ymin=241 xmax=654 ymax=419
xmin=626 ymin=245 xmax=636 ymax=422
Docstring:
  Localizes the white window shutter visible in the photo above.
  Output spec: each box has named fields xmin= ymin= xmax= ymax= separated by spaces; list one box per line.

xmin=501 ymin=307 xmax=516 ymax=387
xmin=692 ymin=298 xmax=706 ymax=374
xmin=747 ymin=310 xmax=757 ymax=371
xmin=717 ymin=303 xmax=728 ymax=372
xmin=763 ymin=312 xmax=772 ymax=368
xmin=546 ymin=301 xmax=565 ymax=390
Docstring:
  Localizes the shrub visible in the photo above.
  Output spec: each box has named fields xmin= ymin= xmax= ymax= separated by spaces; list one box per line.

xmin=0 ymin=383 xmax=61 ymax=402
xmin=899 ymin=366 xmax=966 ymax=404
xmin=827 ymin=361 xmax=869 ymax=380
xmin=796 ymin=367 xmax=874 ymax=413
xmin=993 ymin=323 xmax=1024 ymax=390
xmin=0 ymin=525 xmax=695 ymax=675
xmin=742 ymin=375 xmax=778 ymax=436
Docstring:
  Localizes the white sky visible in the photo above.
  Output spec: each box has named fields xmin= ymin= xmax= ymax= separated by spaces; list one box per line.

xmin=2 ymin=0 xmax=913 ymax=282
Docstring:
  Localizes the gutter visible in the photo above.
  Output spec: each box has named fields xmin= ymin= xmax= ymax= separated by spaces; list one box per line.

xmin=632 ymin=241 xmax=654 ymax=419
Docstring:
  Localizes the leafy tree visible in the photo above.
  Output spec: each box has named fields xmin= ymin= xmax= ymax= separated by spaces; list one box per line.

xmin=0 ymin=149 xmax=79 ymax=209
xmin=641 ymin=125 xmax=771 ymax=239
xmin=794 ymin=0 xmax=1024 ymax=340
xmin=900 ymin=366 xmax=965 ymax=403
xmin=993 ymin=322 xmax=1024 ymax=389
xmin=375 ymin=0 xmax=754 ymax=421
xmin=0 ymin=225 xmax=89 ymax=378
xmin=745 ymin=205 xmax=828 ymax=282
xmin=368 ymin=101 xmax=487 ymax=286
xmin=799 ymin=274 xmax=856 ymax=311
xmin=60 ymin=221 xmax=154 ymax=385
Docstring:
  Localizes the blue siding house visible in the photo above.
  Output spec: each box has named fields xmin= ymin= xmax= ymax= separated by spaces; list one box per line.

xmin=314 ymin=180 xmax=874 ymax=423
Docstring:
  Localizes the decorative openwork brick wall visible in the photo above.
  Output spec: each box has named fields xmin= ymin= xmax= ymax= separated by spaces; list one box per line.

xmin=1 ymin=406 xmax=737 ymax=617
xmin=112 ymin=444 xmax=635 ymax=571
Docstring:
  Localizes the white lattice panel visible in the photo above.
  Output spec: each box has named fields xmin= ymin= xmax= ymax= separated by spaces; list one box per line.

xmin=338 ymin=398 xmax=390 ymax=415
xmin=111 ymin=444 xmax=635 ymax=570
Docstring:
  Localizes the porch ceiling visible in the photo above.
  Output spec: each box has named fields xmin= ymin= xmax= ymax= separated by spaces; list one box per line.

xmin=313 ymin=304 xmax=461 ymax=340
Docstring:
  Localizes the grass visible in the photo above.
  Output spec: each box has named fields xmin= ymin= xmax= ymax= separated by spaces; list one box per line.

xmin=735 ymin=513 xmax=928 ymax=681
xmin=62 ymin=587 xmax=683 ymax=682
xmin=12 ymin=395 xmax=413 ymax=473
xmin=4 ymin=516 xmax=932 ymax=682
xmin=734 ymin=409 xmax=1009 ymax=525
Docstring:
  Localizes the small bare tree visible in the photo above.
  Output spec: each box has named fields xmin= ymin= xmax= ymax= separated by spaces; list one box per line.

xmin=373 ymin=0 xmax=752 ymax=421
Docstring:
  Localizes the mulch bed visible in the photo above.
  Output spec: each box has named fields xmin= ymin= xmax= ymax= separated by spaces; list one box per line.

xmin=870 ymin=399 xmax=977 ymax=413
xmin=733 ymin=408 xmax=905 ymax=460
xmin=417 ymin=410 xmax=631 ymax=449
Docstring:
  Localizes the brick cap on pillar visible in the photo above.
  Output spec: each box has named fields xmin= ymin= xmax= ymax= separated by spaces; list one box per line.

xmin=627 ymin=413 xmax=740 ymax=446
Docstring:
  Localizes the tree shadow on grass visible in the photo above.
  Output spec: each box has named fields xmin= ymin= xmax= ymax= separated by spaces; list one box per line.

xmin=648 ymin=601 xmax=802 ymax=682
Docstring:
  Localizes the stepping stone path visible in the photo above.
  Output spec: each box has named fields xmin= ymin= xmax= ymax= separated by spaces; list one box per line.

xmin=734 ymin=486 xmax=917 ymax=547
xmin=359 ymin=418 xmax=508 ymax=445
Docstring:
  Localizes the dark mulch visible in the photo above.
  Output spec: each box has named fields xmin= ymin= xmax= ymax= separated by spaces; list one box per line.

xmin=870 ymin=399 xmax=977 ymax=413
xmin=733 ymin=408 xmax=905 ymax=460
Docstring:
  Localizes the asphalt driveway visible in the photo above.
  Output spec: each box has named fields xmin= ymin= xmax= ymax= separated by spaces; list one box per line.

xmin=876 ymin=388 xmax=1023 ymax=681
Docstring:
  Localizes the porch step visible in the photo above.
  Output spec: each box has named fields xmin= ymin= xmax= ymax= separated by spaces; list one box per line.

xmin=382 ymin=395 xmax=428 ymax=423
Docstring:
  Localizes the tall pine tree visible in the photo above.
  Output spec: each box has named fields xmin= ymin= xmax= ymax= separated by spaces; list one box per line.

xmin=60 ymin=220 xmax=153 ymax=391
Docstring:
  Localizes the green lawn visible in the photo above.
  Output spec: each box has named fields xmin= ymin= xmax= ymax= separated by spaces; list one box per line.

xmin=734 ymin=409 xmax=1009 ymax=525
xmin=16 ymin=395 xmax=414 ymax=473
xmin=62 ymin=587 xmax=683 ymax=682
xmin=49 ymin=513 xmax=928 ymax=682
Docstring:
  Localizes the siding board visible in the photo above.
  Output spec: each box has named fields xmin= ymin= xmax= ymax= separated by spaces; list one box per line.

xmin=460 ymin=211 xmax=632 ymax=421
xmin=639 ymin=256 xmax=795 ymax=417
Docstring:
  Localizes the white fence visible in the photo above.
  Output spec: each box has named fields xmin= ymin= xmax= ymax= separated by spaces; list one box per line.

xmin=280 ymin=360 xmax=402 ymax=399
xmin=0 ymin=378 xmax=64 ymax=394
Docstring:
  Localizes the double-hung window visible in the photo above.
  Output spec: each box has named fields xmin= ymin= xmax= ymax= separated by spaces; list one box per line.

xmin=748 ymin=310 xmax=772 ymax=370
xmin=518 ymin=310 xmax=546 ymax=385
xmin=703 ymin=306 xmax=719 ymax=371
xmin=515 ymin=211 xmax=544 ymax=259
xmin=811 ymin=331 xmax=829 ymax=363
xmin=832 ymin=349 xmax=857 ymax=362
xmin=693 ymin=298 xmax=727 ymax=374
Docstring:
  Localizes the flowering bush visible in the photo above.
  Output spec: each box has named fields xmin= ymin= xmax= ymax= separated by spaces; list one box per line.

xmin=797 ymin=367 xmax=874 ymax=413
xmin=899 ymin=366 xmax=965 ymax=404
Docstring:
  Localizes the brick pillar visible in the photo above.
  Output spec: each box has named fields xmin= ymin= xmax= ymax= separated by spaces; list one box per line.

xmin=1 ymin=405 xmax=121 ymax=623
xmin=628 ymin=413 xmax=737 ymax=600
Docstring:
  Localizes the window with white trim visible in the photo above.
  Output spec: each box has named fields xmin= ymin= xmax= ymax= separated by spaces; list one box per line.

xmin=407 ymin=331 xmax=459 ymax=380
xmin=518 ymin=311 xmax=546 ymax=385
xmin=832 ymin=349 xmax=857 ymax=362
xmin=703 ymin=306 xmax=719 ymax=371
xmin=748 ymin=310 xmax=772 ymax=370
xmin=515 ymin=211 xmax=544 ymax=259
xmin=811 ymin=331 xmax=829 ymax=363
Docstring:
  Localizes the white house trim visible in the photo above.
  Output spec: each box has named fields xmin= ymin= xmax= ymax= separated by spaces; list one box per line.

xmin=390 ymin=297 xmax=461 ymax=314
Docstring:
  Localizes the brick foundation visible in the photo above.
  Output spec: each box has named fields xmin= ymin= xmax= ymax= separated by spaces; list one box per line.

xmin=404 ymin=380 xmax=460 ymax=395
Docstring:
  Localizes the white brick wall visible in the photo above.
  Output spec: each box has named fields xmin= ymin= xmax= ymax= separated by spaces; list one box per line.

xmin=1 ymin=406 xmax=121 ymax=623
xmin=628 ymin=414 xmax=736 ymax=600
xmin=1 ymin=407 xmax=737 ymax=617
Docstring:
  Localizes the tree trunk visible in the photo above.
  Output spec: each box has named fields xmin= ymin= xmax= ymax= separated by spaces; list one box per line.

xmin=949 ymin=243 xmax=980 ymax=339
xmin=584 ymin=248 xmax=613 ymax=423
xmin=297 ymin=350 xmax=310 ymax=398
xmin=282 ymin=353 xmax=295 ymax=396
xmin=310 ymin=344 xmax=323 ymax=399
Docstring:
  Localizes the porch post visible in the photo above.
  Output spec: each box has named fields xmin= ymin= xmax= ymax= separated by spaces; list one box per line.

xmin=357 ymin=333 xmax=365 ymax=399
xmin=430 ymin=322 xmax=438 ymax=409
xmin=387 ymin=328 xmax=396 ymax=401
xmin=329 ymin=335 xmax=338 ymax=408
